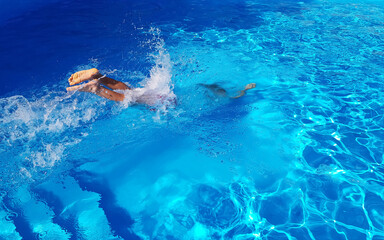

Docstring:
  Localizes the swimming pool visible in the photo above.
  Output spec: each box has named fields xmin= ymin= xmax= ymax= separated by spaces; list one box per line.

xmin=0 ymin=0 xmax=383 ymax=239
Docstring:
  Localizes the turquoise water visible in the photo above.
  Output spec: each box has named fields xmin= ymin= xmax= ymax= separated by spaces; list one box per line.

xmin=0 ymin=0 xmax=384 ymax=239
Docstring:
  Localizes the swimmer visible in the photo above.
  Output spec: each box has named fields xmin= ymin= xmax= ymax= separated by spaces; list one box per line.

xmin=66 ymin=68 xmax=256 ymax=102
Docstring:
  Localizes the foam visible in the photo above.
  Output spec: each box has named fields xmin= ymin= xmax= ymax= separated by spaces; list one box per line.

xmin=2 ymin=109 xmax=84 ymax=186
xmin=0 ymin=90 xmax=100 ymax=188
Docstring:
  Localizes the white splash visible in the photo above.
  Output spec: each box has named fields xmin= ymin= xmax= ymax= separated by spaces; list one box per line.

xmin=0 ymin=91 xmax=100 ymax=186
xmin=122 ymin=30 xmax=176 ymax=111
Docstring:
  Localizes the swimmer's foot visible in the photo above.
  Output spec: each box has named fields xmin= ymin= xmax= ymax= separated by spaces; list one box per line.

xmin=66 ymin=80 xmax=100 ymax=93
xmin=68 ymin=68 xmax=102 ymax=86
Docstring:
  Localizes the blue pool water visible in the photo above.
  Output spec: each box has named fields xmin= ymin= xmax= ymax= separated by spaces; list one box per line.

xmin=1 ymin=0 xmax=384 ymax=239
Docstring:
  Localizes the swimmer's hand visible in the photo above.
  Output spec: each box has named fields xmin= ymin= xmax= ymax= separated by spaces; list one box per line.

xmin=231 ymin=83 xmax=256 ymax=99
xmin=244 ymin=83 xmax=256 ymax=90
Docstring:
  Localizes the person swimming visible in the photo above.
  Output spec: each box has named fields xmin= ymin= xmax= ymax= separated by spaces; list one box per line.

xmin=66 ymin=68 xmax=256 ymax=104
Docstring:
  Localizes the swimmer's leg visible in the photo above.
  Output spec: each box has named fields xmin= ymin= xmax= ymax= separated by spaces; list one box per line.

xmin=67 ymin=80 xmax=125 ymax=101
xmin=230 ymin=83 xmax=256 ymax=99
xmin=98 ymin=76 xmax=131 ymax=90
xmin=69 ymin=68 xmax=130 ymax=90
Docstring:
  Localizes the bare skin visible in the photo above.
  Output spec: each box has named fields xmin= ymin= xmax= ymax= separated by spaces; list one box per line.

xmin=68 ymin=68 xmax=100 ymax=86
xmin=232 ymin=83 xmax=256 ymax=98
xmin=67 ymin=68 xmax=129 ymax=101
xmin=67 ymin=68 xmax=256 ymax=102
xmin=198 ymin=82 xmax=256 ymax=99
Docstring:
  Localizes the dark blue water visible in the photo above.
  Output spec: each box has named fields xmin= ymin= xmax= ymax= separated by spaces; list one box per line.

xmin=1 ymin=0 xmax=384 ymax=239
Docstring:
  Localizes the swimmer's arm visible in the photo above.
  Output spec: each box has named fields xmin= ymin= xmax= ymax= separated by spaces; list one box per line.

xmin=231 ymin=83 xmax=256 ymax=99
xmin=230 ymin=90 xmax=246 ymax=99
